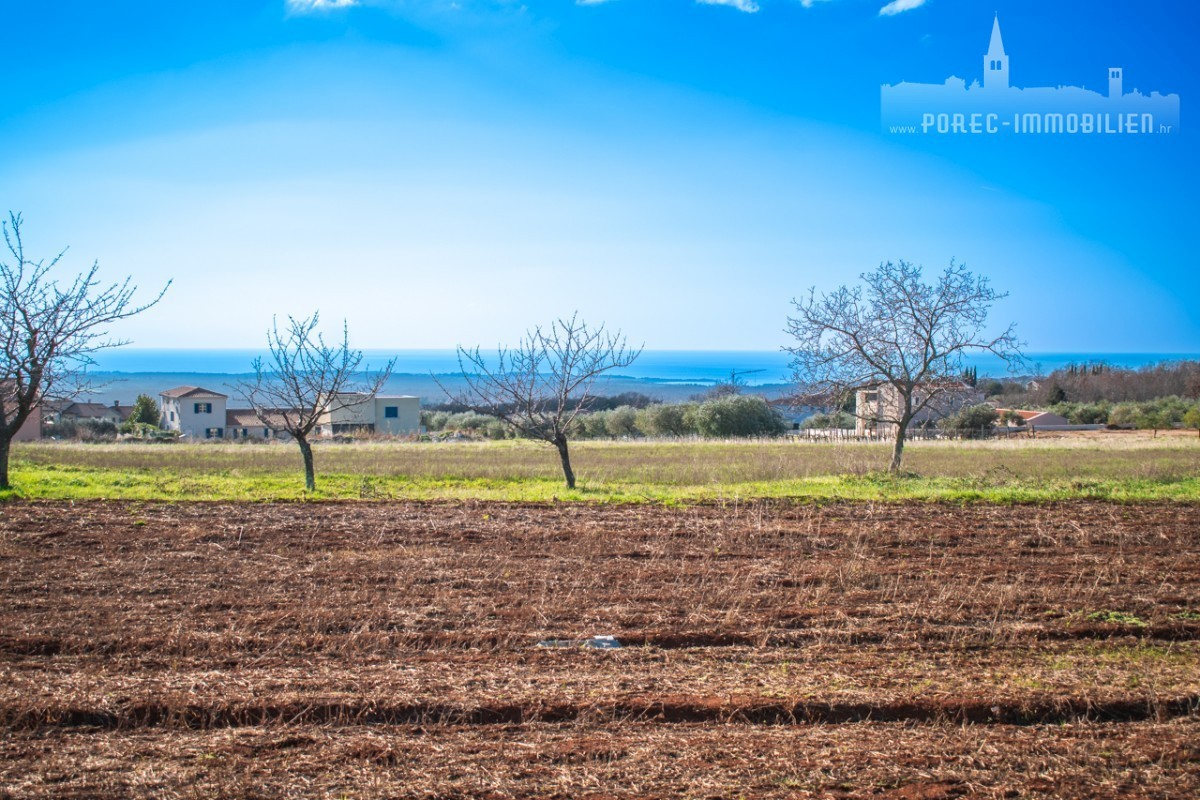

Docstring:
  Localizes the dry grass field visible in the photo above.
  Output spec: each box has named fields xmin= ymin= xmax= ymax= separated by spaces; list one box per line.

xmin=9 ymin=433 xmax=1200 ymax=501
xmin=2 ymin=500 xmax=1199 ymax=797
xmin=17 ymin=433 xmax=1200 ymax=482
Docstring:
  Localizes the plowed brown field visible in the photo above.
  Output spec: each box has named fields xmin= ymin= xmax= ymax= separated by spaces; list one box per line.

xmin=2 ymin=501 xmax=1199 ymax=798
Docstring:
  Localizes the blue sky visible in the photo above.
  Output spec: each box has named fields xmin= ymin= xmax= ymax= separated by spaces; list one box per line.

xmin=2 ymin=0 xmax=1196 ymax=352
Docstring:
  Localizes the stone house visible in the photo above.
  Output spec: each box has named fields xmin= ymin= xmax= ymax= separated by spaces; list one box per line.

xmin=855 ymin=382 xmax=985 ymax=436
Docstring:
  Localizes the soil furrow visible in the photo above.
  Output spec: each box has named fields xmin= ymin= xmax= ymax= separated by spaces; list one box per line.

xmin=4 ymin=694 xmax=1198 ymax=731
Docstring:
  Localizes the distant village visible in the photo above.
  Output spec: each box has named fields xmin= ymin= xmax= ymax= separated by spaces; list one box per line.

xmin=23 ymin=386 xmax=421 ymax=442
xmin=15 ymin=377 xmax=1099 ymax=445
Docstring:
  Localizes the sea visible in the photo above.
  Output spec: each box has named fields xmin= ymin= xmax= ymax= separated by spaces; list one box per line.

xmin=72 ymin=349 xmax=1200 ymax=406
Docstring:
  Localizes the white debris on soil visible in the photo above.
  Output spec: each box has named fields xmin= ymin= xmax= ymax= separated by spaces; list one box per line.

xmin=536 ymin=635 xmax=622 ymax=649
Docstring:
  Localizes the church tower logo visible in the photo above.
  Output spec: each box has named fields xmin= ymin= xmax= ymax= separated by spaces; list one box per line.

xmin=881 ymin=15 xmax=1180 ymax=136
xmin=983 ymin=16 xmax=1008 ymax=92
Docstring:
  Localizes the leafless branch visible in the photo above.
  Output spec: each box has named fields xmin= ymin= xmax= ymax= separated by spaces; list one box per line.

xmin=233 ymin=313 xmax=393 ymax=490
xmin=443 ymin=313 xmax=641 ymax=488
xmin=784 ymin=260 xmax=1024 ymax=471
xmin=1 ymin=212 xmax=169 ymax=487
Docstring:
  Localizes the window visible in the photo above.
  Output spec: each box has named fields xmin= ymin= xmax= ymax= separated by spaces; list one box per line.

xmin=194 ymin=402 xmax=212 ymax=414
xmin=170 ymin=411 xmax=176 ymax=422
xmin=384 ymin=406 xmax=398 ymax=419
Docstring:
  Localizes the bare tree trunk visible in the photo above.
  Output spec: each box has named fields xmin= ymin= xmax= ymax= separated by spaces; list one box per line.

xmin=554 ymin=434 xmax=576 ymax=489
xmin=889 ymin=427 xmax=906 ymax=474
xmin=889 ymin=410 xmax=913 ymax=474
xmin=296 ymin=435 xmax=316 ymax=491
xmin=0 ymin=434 xmax=10 ymax=490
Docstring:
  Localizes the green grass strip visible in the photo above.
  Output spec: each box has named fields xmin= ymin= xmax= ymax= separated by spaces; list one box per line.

xmin=5 ymin=462 xmax=1199 ymax=503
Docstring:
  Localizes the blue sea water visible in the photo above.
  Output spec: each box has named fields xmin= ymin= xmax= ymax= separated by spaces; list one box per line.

xmin=88 ymin=349 xmax=1200 ymax=385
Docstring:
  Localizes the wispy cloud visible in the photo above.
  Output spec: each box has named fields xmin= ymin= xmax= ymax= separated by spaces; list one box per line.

xmin=576 ymin=0 xmax=617 ymax=5
xmin=879 ymin=0 xmax=927 ymax=16
xmin=286 ymin=0 xmax=359 ymax=13
xmin=696 ymin=0 xmax=760 ymax=13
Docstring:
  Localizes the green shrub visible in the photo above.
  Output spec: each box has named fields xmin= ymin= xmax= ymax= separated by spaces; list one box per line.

xmin=1109 ymin=397 xmax=1191 ymax=431
xmin=1184 ymin=405 xmax=1200 ymax=436
xmin=421 ymin=410 xmax=451 ymax=431
xmin=1001 ymin=409 xmax=1025 ymax=426
xmin=980 ymin=379 xmax=1005 ymax=397
xmin=938 ymin=403 xmax=999 ymax=436
xmin=443 ymin=412 xmax=498 ymax=432
xmin=801 ymin=411 xmax=856 ymax=430
xmin=484 ymin=419 xmax=511 ymax=440
xmin=65 ymin=418 xmax=119 ymax=441
xmin=125 ymin=394 xmax=161 ymax=428
xmin=686 ymin=396 xmax=786 ymax=438
xmin=604 ymin=406 xmax=638 ymax=438
xmin=580 ymin=411 xmax=611 ymax=439
xmin=121 ymin=422 xmax=178 ymax=441
xmin=635 ymin=404 xmax=690 ymax=437
xmin=1049 ymin=401 xmax=1111 ymax=425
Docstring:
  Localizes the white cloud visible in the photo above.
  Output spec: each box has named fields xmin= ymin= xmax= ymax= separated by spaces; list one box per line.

xmin=799 ymin=0 xmax=836 ymax=7
xmin=879 ymin=0 xmax=927 ymax=16
xmin=286 ymin=0 xmax=359 ymax=13
xmin=697 ymin=0 xmax=760 ymax=12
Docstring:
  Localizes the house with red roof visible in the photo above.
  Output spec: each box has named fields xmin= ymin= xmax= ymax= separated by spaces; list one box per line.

xmin=996 ymin=408 xmax=1070 ymax=428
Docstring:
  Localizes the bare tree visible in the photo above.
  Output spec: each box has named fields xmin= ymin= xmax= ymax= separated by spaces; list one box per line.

xmin=1 ymin=213 xmax=168 ymax=489
xmin=785 ymin=260 xmax=1023 ymax=472
xmin=449 ymin=314 xmax=641 ymax=489
xmin=235 ymin=313 xmax=393 ymax=491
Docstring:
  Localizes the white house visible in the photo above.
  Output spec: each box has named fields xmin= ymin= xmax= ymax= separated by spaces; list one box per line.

xmin=315 ymin=393 xmax=421 ymax=437
xmin=160 ymin=386 xmax=228 ymax=439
